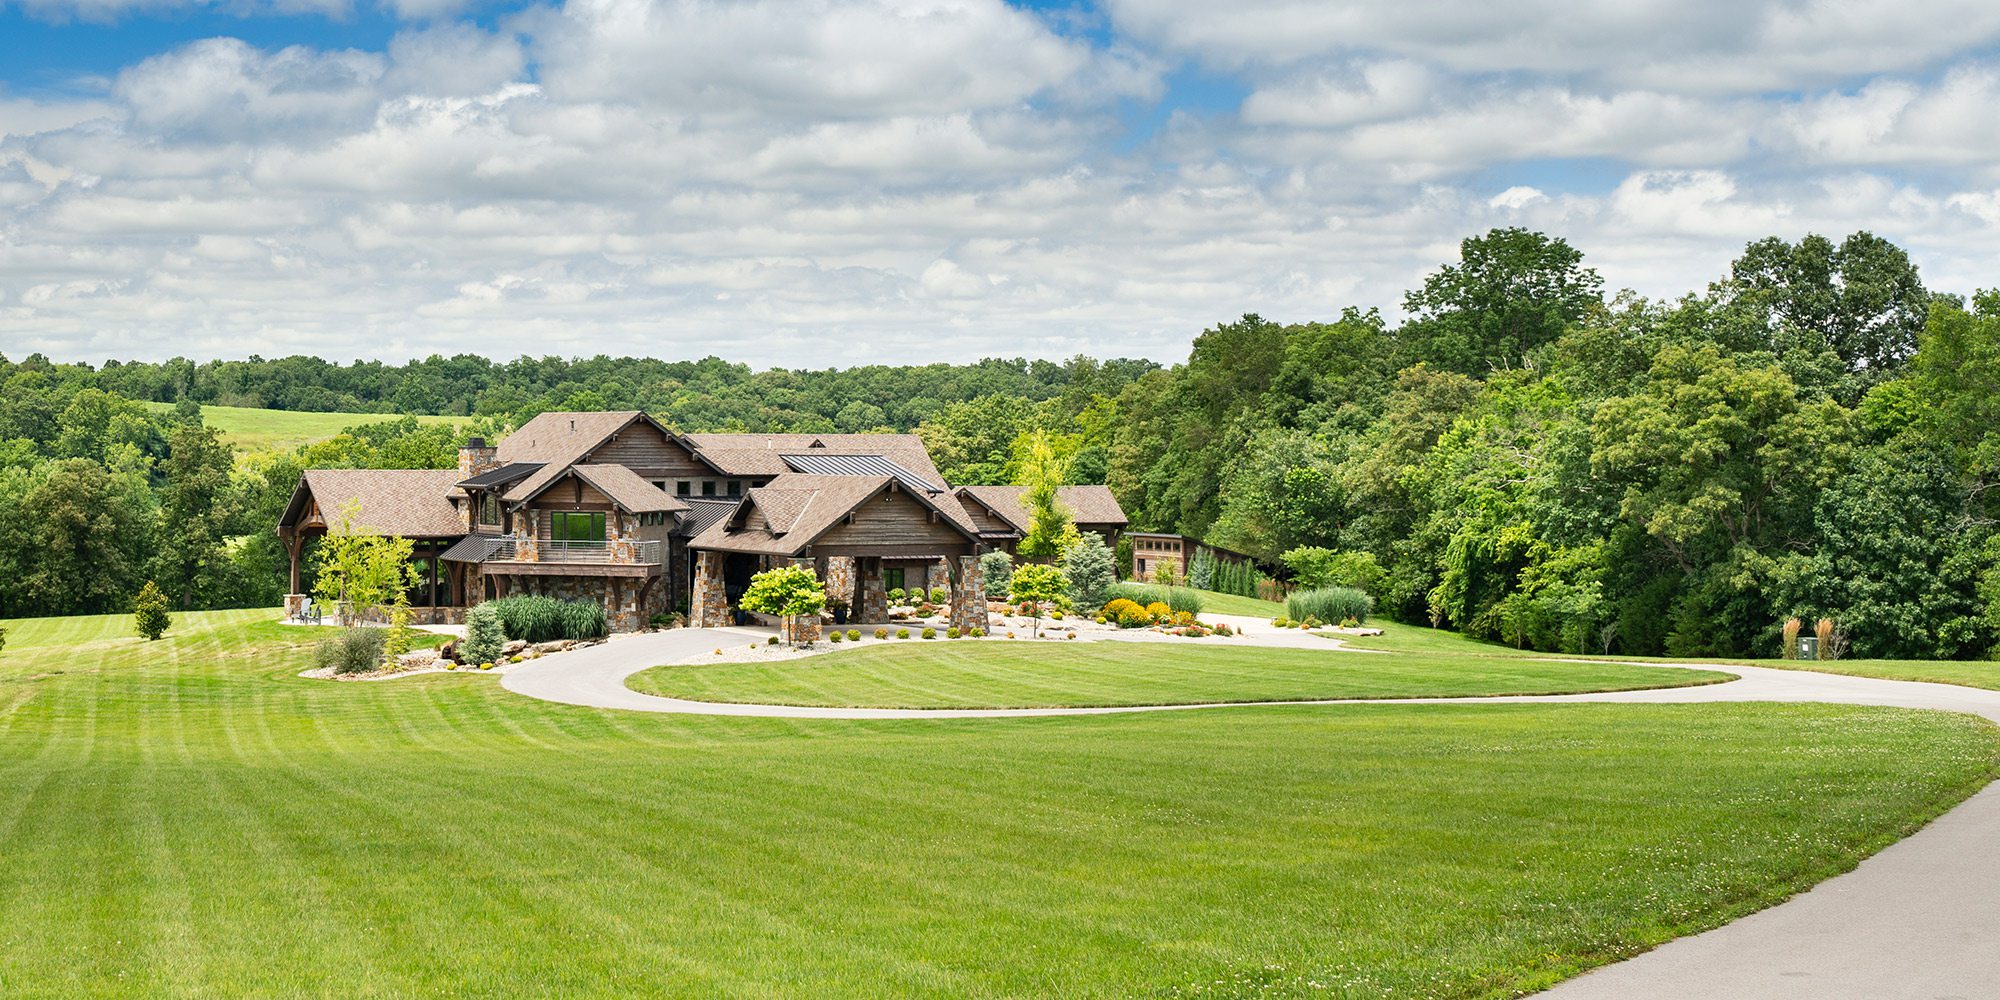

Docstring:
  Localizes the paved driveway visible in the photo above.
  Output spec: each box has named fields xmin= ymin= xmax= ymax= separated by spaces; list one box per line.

xmin=502 ymin=629 xmax=2000 ymax=999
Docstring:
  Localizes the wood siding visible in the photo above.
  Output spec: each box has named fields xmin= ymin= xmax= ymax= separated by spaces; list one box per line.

xmin=585 ymin=423 xmax=710 ymax=478
xmin=813 ymin=491 xmax=970 ymax=550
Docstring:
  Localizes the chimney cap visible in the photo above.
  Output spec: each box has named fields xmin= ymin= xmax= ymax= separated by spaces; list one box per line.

xmin=463 ymin=437 xmax=488 ymax=449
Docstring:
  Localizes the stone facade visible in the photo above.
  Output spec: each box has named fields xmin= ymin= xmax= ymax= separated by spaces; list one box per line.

xmin=823 ymin=555 xmax=856 ymax=612
xmin=457 ymin=438 xmax=500 ymax=480
xmin=857 ymin=558 xmax=888 ymax=623
xmin=691 ymin=550 xmax=731 ymax=627
xmin=949 ymin=555 xmax=986 ymax=634
xmin=780 ymin=617 xmax=822 ymax=645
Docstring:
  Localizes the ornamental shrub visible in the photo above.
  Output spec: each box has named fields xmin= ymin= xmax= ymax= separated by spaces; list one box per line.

xmin=896 ymin=628 xmax=911 ymax=639
xmin=462 ymin=603 xmax=506 ymax=665
xmin=847 ymin=629 xmax=860 ymax=641
xmin=922 ymin=627 xmax=937 ymax=639
xmin=1214 ymin=622 xmax=1234 ymax=636
xmin=487 ymin=595 xmax=606 ymax=642
xmin=316 ymin=626 xmax=386 ymax=675
xmin=1287 ymin=586 xmax=1373 ymax=625
xmin=830 ymin=630 xmax=844 ymax=642
xmin=1062 ymin=532 xmax=1115 ymax=612
xmin=887 ymin=587 xmax=907 ymax=604
xmin=928 ymin=588 xmax=948 ymax=604
xmin=1103 ymin=583 xmax=1202 ymax=616
xmin=767 ymin=635 xmax=778 ymax=645
xmin=979 ymin=550 xmax=1014 ymax=599
xmin=969 ymin=627 xmax=985 ymax=637
xmin=1144 ymin=601 xmax=1171 ymax=622
xmin=945 ymin=627 xmax=960 ymax=639
xmin=1117 ymin=605 xmax=1152 ymax=629
xmin=1102 ymin=598 xmax=1143 ymax=625
xmin=875 ymin=628 xmax=889 ymax=640
xmin=133 ymin=581 xmax=171 ymax=641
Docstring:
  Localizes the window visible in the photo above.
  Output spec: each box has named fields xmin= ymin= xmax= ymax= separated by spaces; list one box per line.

xmin=702 ymin=481 xmax=717 ymax=496
xmin=676 ymin=481 xmax=692 ymax=496
xmin=551 ymin=512 xmax=605 ymax=544
xmin=884 ymin=567 xmax=905 ymax=592
xmin=479 ymin=494 xmax=500 ymax=525
xmin=727 ymin=480 xmax=743 ymax=496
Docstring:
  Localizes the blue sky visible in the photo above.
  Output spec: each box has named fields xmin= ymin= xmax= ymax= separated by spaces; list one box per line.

xmin=2 ymin=0 xmax=1998 ymax=364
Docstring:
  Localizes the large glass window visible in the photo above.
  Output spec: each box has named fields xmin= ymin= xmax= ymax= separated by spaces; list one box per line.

xmin=479 ymin=494 xmax=500 ymax=525
xmin=884 ymin=567 xmax=905 ymax=592
xmin=551 ymin=512 xmax=605 ymax=544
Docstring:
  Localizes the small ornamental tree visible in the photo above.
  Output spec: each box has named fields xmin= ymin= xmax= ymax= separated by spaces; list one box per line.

xmin=133 ymin=580 xmax=171 ymax=641
xmin=312 ymin=501 xmax=418 ymax=627
xmin=380 ymin=594 xmax=417 ymax=669
xmin=1008 ymin=563 xmax=1068 ymax=637
xmin=738 ymin=564 xmax=828 ymax=646
xmin=1061 ymin=532 xmax=1114 ymax=613
xmin=1187 ymin=546 xmax=1216 ymax=591
xmin=1015 ymin=430 xmax=1076 ymax=559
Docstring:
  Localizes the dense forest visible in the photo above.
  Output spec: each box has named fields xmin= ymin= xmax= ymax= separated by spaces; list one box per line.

xmin=6 ymin=226 xmax=1998 ymax=661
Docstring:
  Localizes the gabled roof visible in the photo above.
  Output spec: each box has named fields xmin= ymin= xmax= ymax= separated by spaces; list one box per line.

xmin=688 ymin=473 xmax=980 ymax=556
xmin=496 ymin=411 xmax=675 ymax=504
xmin=674 ymin=496 xmax=741 ymax=539
xmin=569 ymin=465 xmax=689 ymax=515
xmin=278 ymin=469 xmax=468 ymax=538
xmin=953 ymin=484 xmax=1129 ymax=531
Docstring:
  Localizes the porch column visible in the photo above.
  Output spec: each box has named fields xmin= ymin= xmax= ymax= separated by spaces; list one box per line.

xmin=823 ymin=556 xmax=856 ymax=611
xmin=691 ymin=550 xmax=732 ymax=627
xmin=857 ymin=557 xmax=887 ymax=624
xmin=948 ymin=554 xmax=986 ymax=635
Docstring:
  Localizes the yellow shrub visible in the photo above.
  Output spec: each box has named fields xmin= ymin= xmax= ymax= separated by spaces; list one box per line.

xmin=1103 ymin=598 xmax=1142 ymax=619
xmin=1144 ymin=601 xmax=1171 ymax=621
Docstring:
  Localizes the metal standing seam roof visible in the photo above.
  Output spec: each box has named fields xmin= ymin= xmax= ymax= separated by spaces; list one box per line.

xmin=674 ymin=497 xmax=741 ymax=539
xmin=779 ymin=453 xmax=942 ymax=492
xmin=456 ymin=462 xmax=544 ymax=489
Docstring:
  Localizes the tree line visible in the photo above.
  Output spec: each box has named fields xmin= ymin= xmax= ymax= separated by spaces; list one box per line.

xmin=4 ymin=226 xmax=1992 ymax=662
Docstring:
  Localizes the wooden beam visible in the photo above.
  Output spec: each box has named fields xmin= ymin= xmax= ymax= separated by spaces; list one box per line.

xmin=809 ymin=543 xmax=974 ymax=558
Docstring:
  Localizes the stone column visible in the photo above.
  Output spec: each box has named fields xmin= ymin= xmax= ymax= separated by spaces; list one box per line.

xmin=858 ymin=557 xmax=887 ymax=624
xmin=823 ymin=555 xmax=856 ymax=610
xmin=691 ymin=550 xmax=731 ymax=627
xmin=949 ymin=554 xmax=986 ymax=635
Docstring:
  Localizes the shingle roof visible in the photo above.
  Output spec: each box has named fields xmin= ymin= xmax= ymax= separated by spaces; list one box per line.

xmin=682 ymin=433 xmax=944 ymax=483
xmin=284 ymin=469 xmax=468 ymax=538
xmin=688 ymin=474 xmax=892 ymax=556
xmin=687 ymin=473 xmax=983 ymax=556
xmin=496 ymin=411 xmax=660 ymax=504
xmin=569 ymin=465 xmax=689 ymax=515
xmin=954 ymin=484 xmax=1129 ymax=531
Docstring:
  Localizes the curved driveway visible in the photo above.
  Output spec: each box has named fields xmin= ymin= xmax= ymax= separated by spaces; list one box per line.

xmin=502 ymin=624 xmax=2000 ymax=999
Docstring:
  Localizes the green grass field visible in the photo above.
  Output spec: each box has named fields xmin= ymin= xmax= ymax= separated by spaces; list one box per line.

xmin=143 ymin=402 xmax=462 ymax=452
xmin=629 ymin=641 xmax=1732 ymax=709
xmin=0 ymin=609 xmax=1994 ymax=998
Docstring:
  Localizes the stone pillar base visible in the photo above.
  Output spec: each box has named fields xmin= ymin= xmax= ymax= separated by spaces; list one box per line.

xmin=284 ymin=593 xmax=309 ymax=620
xmin=691 ymin=551 xmax=732 ymax=627
xmin=949 ymin=555 xmax=986 ymax=634
xmin=781 ymin=618 xmax=823 ymax=645
xmin=858 ymin=558 xmax=887 ymax=623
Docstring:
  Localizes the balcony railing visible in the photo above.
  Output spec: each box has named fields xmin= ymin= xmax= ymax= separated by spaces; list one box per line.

xmin=476 ymin=537 xmax=660 ymax=565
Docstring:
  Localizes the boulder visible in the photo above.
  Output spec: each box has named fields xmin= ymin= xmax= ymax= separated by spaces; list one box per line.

xmin=397 ymin=649 xmax=438 ymax=668
xmin=501 ymin=639 xmax=529 ymax=656
xmin=438 ymin=639 xmax=458 ymax=662
xmin=532 ymin=640 xmax=572 ymax=655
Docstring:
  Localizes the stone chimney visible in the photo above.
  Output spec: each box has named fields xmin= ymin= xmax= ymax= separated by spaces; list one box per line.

xmin=458 ymin=437 xmax=500 ymax=480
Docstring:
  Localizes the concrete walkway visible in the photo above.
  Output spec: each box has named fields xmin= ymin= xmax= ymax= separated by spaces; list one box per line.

xmin=502 ymin=627 xmax=2000 ymax=998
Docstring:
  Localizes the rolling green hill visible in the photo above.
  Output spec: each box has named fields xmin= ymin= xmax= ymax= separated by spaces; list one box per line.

xmin=145 ymin=403 xmax=462 ymax=453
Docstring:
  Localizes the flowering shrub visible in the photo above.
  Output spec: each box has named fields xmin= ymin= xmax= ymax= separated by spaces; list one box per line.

xmin=1214 ymin=622 xmax=1234 ymax=636
xmin=1102 ymin=598 xmax=1143 ymax=623
xmin=1116 ymin=605 xmax=1152 ymax=629
xmin=1144 ymin=601 xmax=1172 ymax=622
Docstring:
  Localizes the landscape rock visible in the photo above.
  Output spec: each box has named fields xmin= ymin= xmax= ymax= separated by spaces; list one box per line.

xmin=532 ymin=640 xmax=572 ymax=655
xmin=397 ymin=649 xmax=438 ymax=668
xmin=502 ymin=639 xmax=529 ymax=656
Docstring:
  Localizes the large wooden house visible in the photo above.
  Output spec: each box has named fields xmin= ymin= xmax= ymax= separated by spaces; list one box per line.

xmin=275 ymin=412 xmax=1129 ymax=633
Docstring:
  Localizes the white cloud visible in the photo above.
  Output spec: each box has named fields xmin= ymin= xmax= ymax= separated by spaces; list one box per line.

xmin=4 ymin=0 xmax=2000 ymax=365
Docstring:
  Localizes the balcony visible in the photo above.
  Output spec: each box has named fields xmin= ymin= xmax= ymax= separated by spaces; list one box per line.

xmin=464 ymin=535 xmax=663 ymax=575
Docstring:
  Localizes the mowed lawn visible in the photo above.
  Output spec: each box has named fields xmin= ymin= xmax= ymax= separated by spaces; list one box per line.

xmin=629 ymin=641 xmax=1732 ymax=709
xmin=0 ymin=611 xmax=1995 ymax=998
xmin=142 ymin=402 xmax=462 ymax=452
